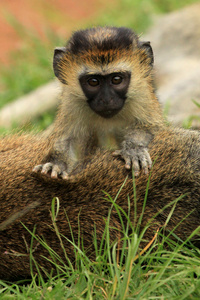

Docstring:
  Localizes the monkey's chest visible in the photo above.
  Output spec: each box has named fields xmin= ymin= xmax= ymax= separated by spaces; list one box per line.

xmin=72 ymin=131 xmax=121 ymax=163
xmin=97 ymin=131 xmax=120 ymax=151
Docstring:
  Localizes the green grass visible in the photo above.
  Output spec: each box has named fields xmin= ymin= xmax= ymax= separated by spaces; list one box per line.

xmin=182 ymin=100 xmax=200 ymax=129
xmin=0 ymin=24 xmax=61 ymax=109
xmin=1 ymin=192 xmax=200 ymax=299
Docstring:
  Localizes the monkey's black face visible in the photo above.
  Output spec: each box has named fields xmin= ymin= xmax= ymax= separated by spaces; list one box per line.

xmin=79 ymin=72 xmax=131 ymax=118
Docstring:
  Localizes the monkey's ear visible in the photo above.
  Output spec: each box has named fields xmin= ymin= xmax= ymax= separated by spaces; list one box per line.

xmin=53 ymin=47 xmax=67 ymax=84
xmin=139 ymin=41 xmax=154 ymax=66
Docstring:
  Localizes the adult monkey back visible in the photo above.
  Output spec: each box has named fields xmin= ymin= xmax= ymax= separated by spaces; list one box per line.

xmin=33 ymin=27 xmax=165 ymax=179
xmin=1 ymin=127 xmax=200 ymax=280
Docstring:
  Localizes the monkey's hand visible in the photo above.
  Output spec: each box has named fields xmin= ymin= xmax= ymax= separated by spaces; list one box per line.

xmin=112 ymin=130 xmax=153 ymax=176
xmin=32 ymin=162 xmax=69 ymax=180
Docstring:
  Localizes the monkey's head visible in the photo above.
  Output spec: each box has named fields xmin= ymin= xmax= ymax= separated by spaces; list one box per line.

xmin=53 ymin=27 xmax=155 ymax=122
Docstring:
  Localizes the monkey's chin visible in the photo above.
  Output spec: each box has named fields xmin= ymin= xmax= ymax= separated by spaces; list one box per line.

xmin=95 ymin=109 xmax=121 ymax=119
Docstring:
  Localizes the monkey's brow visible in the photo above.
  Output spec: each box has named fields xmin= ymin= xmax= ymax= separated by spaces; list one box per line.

xmin=79 ymin=67 xmax=132 ymax=77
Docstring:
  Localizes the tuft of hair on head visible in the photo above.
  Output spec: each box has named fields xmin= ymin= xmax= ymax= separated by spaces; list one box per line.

xmin=67 ymin=27 xmax=139 ymax=55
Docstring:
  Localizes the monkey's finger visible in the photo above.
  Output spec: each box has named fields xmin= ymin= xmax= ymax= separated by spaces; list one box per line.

xmin=41 ymin=163 xmax=53 ymax=175
xmin=66 ymin=175 xmax=77 ymax=183
xmin=112 ymin=150 xmax=122 ymax=157
xmin=124 ymin=157 xmax=132 ymax=170
xmin=140 ymin=158 xmax=149 ymax=175
xmin=132 ymin=159 xmax=140 ymax=177
xmin=51 ymin=165 xmax=61 ymax=179
xmin=32 ymin=164 xmax=43 ymax=173
xmin=144 ymin=148 xmax=152 ymax=169
xmin=61 ymin=171 xmax=69 ymax=180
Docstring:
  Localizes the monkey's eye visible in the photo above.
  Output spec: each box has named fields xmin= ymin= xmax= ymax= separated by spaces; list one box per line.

xmin=87 ymin=77 xmax=100 ymax=87
xmin=111 ymin=76 xmax=123 ymax=85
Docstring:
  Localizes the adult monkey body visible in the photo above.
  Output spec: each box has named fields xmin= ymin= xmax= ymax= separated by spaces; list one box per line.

xmin=1 ymin=127 xmax=200 ymax=280
xmin=33 ymin=27 xmax=164 ymax=179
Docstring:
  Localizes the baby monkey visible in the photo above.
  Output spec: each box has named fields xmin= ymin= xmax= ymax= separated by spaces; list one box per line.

xmin=33 ymin=26 xmax=164 ymax=179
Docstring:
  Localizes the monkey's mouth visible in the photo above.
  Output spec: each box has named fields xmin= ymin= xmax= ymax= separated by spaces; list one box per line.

xmin=88 ymin=97 xmax=125 ymax=118
xmin=97 ymin=109 xmax=121 ymax=118
xmin=89 ymin=101 xmax=123 ymax=118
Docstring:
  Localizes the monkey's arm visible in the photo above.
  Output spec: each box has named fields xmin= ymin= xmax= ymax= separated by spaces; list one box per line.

xmin=113 ymin=129 xmax=153 ymax=176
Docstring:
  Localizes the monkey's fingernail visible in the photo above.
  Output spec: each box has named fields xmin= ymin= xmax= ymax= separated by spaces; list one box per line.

xmin=125 ymin=164 xmax=131 ymax=169
xmin=41 ymin=169 xmax=50 ymax=175
xmin=51 ymin=173 xmax=58 ymax=179
xmin=62 ymin=172 xmax=69 ymax=180
xmin=112 ymin=151 xmax=120 ymax=156
xmin=32 ymin=165 xmax=42 ymax=172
